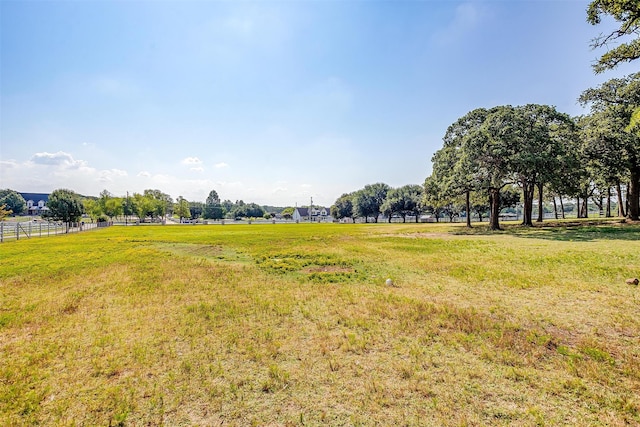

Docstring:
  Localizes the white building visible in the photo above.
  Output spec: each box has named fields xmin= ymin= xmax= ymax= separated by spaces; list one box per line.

xmin=292 ymin=207 xmax=333 ymax=222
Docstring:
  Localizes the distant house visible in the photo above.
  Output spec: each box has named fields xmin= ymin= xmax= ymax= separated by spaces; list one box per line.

xmin=292 ymin=207 xmax=309 ymax=222
xmin=19 ymin=193 xmax=50 ymax=216
xmin=292 ymin=206 xmax=333 ymax=222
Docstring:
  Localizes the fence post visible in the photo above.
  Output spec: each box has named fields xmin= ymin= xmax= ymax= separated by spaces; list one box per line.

xmin=16 ymin=223 xmax=19 ymax=240
xmin=0 ymin=222 xmax=3 ymax=243
xmin=40 ymin=223 xmax=42 ymax=237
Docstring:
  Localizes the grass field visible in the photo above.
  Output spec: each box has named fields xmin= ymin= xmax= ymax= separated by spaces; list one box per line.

xmin=1 ymin=222 xmax=639 ymax=426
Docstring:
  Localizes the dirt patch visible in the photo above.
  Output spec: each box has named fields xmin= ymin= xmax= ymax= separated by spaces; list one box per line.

xmin=302 ymin=266 xmax=355 ymax=273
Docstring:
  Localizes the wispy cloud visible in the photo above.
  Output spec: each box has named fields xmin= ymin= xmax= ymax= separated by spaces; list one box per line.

xmin=432 ymin=2 xmax=485 ymax=47
xmin=137 ymin=171 xmax=151 ymax=177
xmin=190 ymin=167 xmax=204 ymax=172
xmin=0 ymin=160 xmax=19 ymax=169
xmin=99 ymin=169 xmax=128 ymax=182
xmin=214 ymin=162 xmax=229 ymax=169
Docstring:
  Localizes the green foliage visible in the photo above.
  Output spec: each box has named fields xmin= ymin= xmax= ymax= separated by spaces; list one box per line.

xmin=42 ymin=188 xmax=84 ymax=224
xmin=580 ymin=72 xmax=640 ymax=219
xmin=174 ymin=196 xmax=191 ymax=219
xmin=381 ymin=185 xmax=423 ymax=222
xmin=281 ymin=207 xmax=294 ymax=220
xmin=0 ymin=204 xmax=12 ymax=220
xmin=587 ymin=0 xmax=640 ymax=73
xmin=331 ymin=193 xmax=355 ymax=220
xmin=429 ymin=105 xmax=578 ymax=229
xmin=353 ymin=183 xmax=390 ymax=223
xmin=83 ymin=199 xmax=102 ymax=221
xmin=0 ymin=189 xmax=26 ymax=215
xmin=203 ymin=190 xmax=223 ymax=220
xmin=227 ymin=201 xmax=264 ymax=219
xmin=628 ymin=107 xmax=640 ymax=135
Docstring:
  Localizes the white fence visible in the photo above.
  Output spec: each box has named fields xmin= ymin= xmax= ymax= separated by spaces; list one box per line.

xmin=0 ymin=221 xmax=112 ymax=242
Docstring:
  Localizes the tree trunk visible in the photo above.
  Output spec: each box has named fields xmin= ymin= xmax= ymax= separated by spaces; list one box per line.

xmin=560 ymin=197 xmax=565 ymax=219
xmin=617 ymin=181 xmax=626 ymax=217
xmin=553 ymin=196 xmax=558 ymax=220
xmin=606 ymin=187 xmax=612 ymax=217
xmin=388 ymin=215 xmax=392 ymax=223
xmin=629 ymin=170 xmax=640 ymax=220
xmin=582 ymin=197 xmax=589 ymax=218
xmin=478 ymin=212 xmax=483 ymax=222
xmin=627 ymin=183 xmax=631 ymax=217
xmin=576 ymin=197 xmax=581 ymax=218
xmin=536 ymin=182 xmax=544 ymax=223
xmin=489 ymin=188 xmax=501 ymax=230
xmin=465 ymin=190 xmax=472 ymax=228
xmin=522 ymin=182 xmax=534 ymax=226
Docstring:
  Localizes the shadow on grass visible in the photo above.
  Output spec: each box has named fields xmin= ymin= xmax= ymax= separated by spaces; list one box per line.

xmin=451 ymin=220 xmax=640 ymax=242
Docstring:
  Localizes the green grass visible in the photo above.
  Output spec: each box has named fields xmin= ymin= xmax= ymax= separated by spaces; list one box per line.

xmin=1 ymin=222 xmax=639 ymax=425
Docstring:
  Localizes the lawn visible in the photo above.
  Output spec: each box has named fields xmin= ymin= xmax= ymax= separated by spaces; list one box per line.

xmin=1 ymin=222 xmax=639 ymax=426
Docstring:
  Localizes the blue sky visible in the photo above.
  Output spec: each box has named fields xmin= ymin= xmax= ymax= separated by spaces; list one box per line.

xmin=0 ymin=0 xmax=635 ymax=207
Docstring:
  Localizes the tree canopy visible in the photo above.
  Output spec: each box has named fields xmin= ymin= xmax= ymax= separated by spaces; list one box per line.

xmin=579 ymin=72 xmax=640 ymax=219
xmin=42 ymin=189 xmax=85 ymax=226
xmin=0 ymin=189 xmax=26 ymax=215
xmin=203 ymin=190 xmax=223 ymax=220
xmin=587 ymin=0 xmax=640 ymax=73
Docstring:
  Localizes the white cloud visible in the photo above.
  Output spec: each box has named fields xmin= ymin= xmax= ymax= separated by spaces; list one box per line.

xmin=137 ymin=171 xmax=151 ymax=177
xmin=0 ymin=160 xmax=19 ymax=169
xmin=215 ymin=162 xmax=229 ymax=169
xmin=181 ymin=157 xmax=202 ymax=165
xmin=30 ymin=151 xmax=87 ymax=169
xmin=190 ymin=167 xmax=204 ymax=172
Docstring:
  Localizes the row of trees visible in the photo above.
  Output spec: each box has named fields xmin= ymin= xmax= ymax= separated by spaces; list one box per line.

xmin=0 ymin=187 xmax=272 ymax=226
xmin=420 ymin=0 xmax=640 ymax=230
xmin=425 ymin=73 xmax=639 ymax=231
xmin=329 ymin=181 xmax=524 ymax=224
xmin=173 ymin=190 xmax=266 ymax=221
xmin=331 ymin=183 xmax=424 ymax=223
xmin=81 ymin=189 xmax=268 ymax=223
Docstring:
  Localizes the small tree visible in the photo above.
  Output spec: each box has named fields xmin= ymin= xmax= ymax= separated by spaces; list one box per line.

xmin=83 ymin=199 xmax=103 ymax=222
xmin=0 ymin=204 xmax=12 ymax=221
xmin=0 ymin=189 xmax=26 ymax=215
xmin=42 ymin=189 xmax=85 ymax=231
xmin=281 ymin=207 xmax=294 ymax=220
xmin=174 ymin=196 xmax=191 ymax=221
xmin=203 ymin=190 xmax=223 ymax=220
xmin=331 ymin=193 xmax=355 ymax=221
